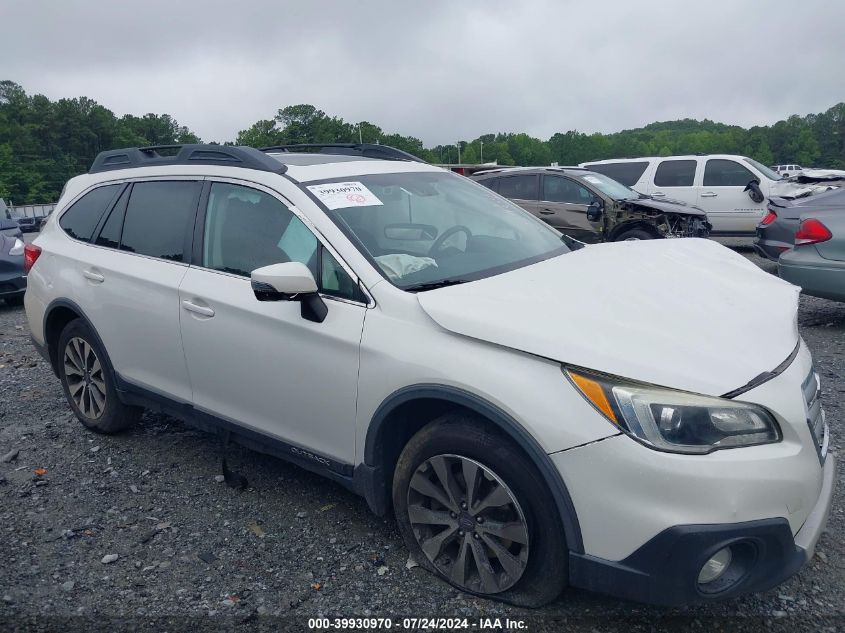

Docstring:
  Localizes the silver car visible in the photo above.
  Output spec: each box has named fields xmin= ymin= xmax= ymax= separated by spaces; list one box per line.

xmin=779 ymin=208 xmax=845 ymax=302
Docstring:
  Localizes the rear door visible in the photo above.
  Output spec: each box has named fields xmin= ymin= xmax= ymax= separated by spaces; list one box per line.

xmin=80 ymin=178 xmax=201 ymax=402
xmin=496 ymin=174 xmax=542 ymax=218
xmin=648 ymin=159 xmax=699 ymax=206
xmin=539 ymin=174 xmax=598 ymax=240
xmin=698 ymin=159 xmax=765 ymax=235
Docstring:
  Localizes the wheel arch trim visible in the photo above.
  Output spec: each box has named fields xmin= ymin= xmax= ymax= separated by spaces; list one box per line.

xmin=42 ymin=298 xmax=105 ymax=375
xmin=363 ymin=384 xmax=584 ymax=553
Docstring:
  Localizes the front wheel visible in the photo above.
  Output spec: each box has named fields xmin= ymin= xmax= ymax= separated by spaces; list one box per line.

xmin=58 ymin=319 xmax=142 ymax=434
xmin=392 ymin=414 xmax=568 ymax=607
xmin=615 ymin=228 xmax=656 ymax=241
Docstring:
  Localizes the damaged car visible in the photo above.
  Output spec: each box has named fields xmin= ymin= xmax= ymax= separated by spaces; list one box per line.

xmin=471 ymin=166 xmax=711 ymax=242
xmin=755 ymin=170 xmax=845 ymax=260
xmin=25 ymin=143 xmax=833 ymax=608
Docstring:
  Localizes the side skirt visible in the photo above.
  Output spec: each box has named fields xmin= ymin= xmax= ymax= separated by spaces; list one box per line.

xmin=113 ymin=374 xmax=359 ymax=494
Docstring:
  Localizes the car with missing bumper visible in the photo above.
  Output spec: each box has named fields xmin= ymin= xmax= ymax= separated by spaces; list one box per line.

xmin=471 ymin=166 xmax=710 ymax=242
xmin=24 ymin=143 xmax=833 ymax=607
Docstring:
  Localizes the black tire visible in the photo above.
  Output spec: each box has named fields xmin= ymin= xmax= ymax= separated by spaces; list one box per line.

xmin=57 ymin=319 xmax=142 ymax=434
xmin=614 ymin=228 xmax=656 ymax=241
xmin=4 ymin=295 xmax=24 ymax=306
xmin=392 ymin=414 xmax=568 ymax=607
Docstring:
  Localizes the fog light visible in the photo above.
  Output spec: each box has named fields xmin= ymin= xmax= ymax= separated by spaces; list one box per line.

xmin=698 ymin=547 xmax=732 ymax=584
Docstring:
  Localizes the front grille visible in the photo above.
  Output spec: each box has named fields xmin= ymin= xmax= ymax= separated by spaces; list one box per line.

xmin=802 ymin=368 xmax=828 ymax=464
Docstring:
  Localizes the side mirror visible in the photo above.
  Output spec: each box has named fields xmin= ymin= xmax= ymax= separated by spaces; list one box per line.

xmin=250 ymin=262 xmax=327 ymax=323
xmin=586 ymin=199 xmax=604 ymax=222
xmin=744 ymin=179 xmax=764 ymax=203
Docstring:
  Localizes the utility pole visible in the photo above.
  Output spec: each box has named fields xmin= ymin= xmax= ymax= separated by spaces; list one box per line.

xmin=456 ymin=142 xmax=461 ymax=164
xmin=358 ymin=123 xmax=363 ymax=144
xmin=480 ymin=140 xmax=484 ymax=163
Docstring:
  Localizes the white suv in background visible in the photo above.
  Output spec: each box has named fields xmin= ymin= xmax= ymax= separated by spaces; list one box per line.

xmin=772 ymin=164 xmax=804 ymax=178
xmin=24 ymin=143 xmax=833 ymax=607
xmin=581 ymin=155 xmax=782 ymax=236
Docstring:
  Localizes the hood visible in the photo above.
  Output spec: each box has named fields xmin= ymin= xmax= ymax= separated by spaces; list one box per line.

xmin=619 ymin=196 xmax=707 ymax=217
xmin=417 ymin=239 xmax=799 ymax=397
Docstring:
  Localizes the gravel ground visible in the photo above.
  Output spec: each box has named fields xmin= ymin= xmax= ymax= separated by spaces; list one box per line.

xmin=0 ymin=250 xmax=842 ymax=632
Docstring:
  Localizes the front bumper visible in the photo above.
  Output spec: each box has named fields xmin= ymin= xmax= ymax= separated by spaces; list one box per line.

xmin=568 ymin=453 xmax=835 ymax=606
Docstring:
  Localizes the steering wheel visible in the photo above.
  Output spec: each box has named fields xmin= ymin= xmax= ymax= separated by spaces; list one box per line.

xmin=429 ymin=225 xmax=472 ymax=255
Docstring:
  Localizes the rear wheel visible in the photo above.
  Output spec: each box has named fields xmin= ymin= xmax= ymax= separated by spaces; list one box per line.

xmin=392 ymin=414 xmax=568 ymax=607
xmin=58 ymin=319 xmax=142 ymax=434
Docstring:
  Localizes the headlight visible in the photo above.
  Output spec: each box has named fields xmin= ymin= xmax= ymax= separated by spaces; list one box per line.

xmin=566 ymin=368 xmax=780 ymax=454
xmin=9 ymin=238 xmax=24 ymax=256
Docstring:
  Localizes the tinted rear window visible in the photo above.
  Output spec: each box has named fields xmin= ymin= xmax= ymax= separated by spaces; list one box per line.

xmin=583 ymin=162 xmax=648 ymax=186
xmin=654 ymin=160 xmax=697 ymax=187
xmin=119 ymin=181 xmax=200 ymax=261
xmin=59 ymin=184 xmax=121 ymax=242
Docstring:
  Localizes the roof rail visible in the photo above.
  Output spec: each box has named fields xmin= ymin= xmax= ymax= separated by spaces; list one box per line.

xmin=260 ymin=143 xmax=427 ymax=164
xmin=89 ymin=144 xmax=288 ymax=174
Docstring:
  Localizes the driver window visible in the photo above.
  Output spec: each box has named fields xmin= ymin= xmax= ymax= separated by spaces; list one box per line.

xmin=703 ymin=160 xmax=756 ymax=187
xmin=203 ymin=182 xmax=362 ymax=301
xmin=543 ymin=176 xmax=593 ymax=204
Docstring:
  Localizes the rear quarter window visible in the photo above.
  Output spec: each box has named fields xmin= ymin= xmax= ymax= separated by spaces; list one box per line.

xmin=59 ymin=184 xmax=121 ymax=242
xmin=582 ymin=162 xmax=648 ymax=186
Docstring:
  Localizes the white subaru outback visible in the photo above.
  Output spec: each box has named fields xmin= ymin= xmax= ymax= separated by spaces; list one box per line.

xmin=24 ymin=143 xmax=834 ymax=607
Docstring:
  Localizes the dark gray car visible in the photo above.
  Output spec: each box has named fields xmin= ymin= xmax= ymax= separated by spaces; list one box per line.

xmin=472 ymin=167 xmax=710 ymax=242
xmin=778 ymin=209 xmax=845 ymax=303
xmin=0 ymin=217 xmax=23 ymax=239
xmin=755 ymin=187 xmax=845 ymax=260
xmin=0 ymin=234 xmax=26 ymax=305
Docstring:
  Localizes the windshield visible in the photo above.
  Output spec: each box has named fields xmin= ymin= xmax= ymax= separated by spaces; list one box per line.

xmin=580 ymin=171 xmax=642 ymax=200
xmin=744 ymin=158 xmax=781 ymax=181
xmin=303 ymin=171 xmax=569 ymax=290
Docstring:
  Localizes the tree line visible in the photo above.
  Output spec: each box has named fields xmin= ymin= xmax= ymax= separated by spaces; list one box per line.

xmin=2 ymin=79 xmax=844 ymax=204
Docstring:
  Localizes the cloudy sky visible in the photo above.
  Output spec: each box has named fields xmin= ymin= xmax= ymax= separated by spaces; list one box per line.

xmin=2 ymin=0 xmax=843 ymax=146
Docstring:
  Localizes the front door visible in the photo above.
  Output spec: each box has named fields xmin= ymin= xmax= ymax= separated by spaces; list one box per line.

xmin=178 ymin=180 xmax=367 ymax=464
xmin=697 ymin=158 xmax=766 ymax=235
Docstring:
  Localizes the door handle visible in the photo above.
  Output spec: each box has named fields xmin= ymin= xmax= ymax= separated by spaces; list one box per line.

xmin=540 ymin=209 xmax=555 ymax=215
xmin=700 ymin=192 xmax=718 ymax=198
xmin=181 ymin=300 xmax=215 ymax=318
xmin=651 ymin=192 xmax=665 ymax=197
xmin=82 ymin=270 xmax=105 ymax=283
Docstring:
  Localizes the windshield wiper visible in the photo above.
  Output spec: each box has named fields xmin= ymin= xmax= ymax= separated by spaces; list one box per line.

xmin=404 ymin=279 xmax=470 ymax=292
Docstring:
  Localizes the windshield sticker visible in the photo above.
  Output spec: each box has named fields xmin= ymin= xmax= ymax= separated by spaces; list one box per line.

xmin=583 ymin=175 xmax=603 ymax=185
xmin=306 ymin=182 xmax=383 ymax=210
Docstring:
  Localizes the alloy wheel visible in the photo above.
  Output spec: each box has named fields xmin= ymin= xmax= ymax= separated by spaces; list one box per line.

xmin=63 ymin=337 xmax=107 ymax=419
xmin=406 ymin=454 xmax=529 ymax=594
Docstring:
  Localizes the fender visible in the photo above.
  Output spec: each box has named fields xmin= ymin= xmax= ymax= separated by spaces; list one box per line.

xmin=42 ymin=298 xmax=109 ymax=376
xmin=361 ymin=384 xmax=584 ymax=554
